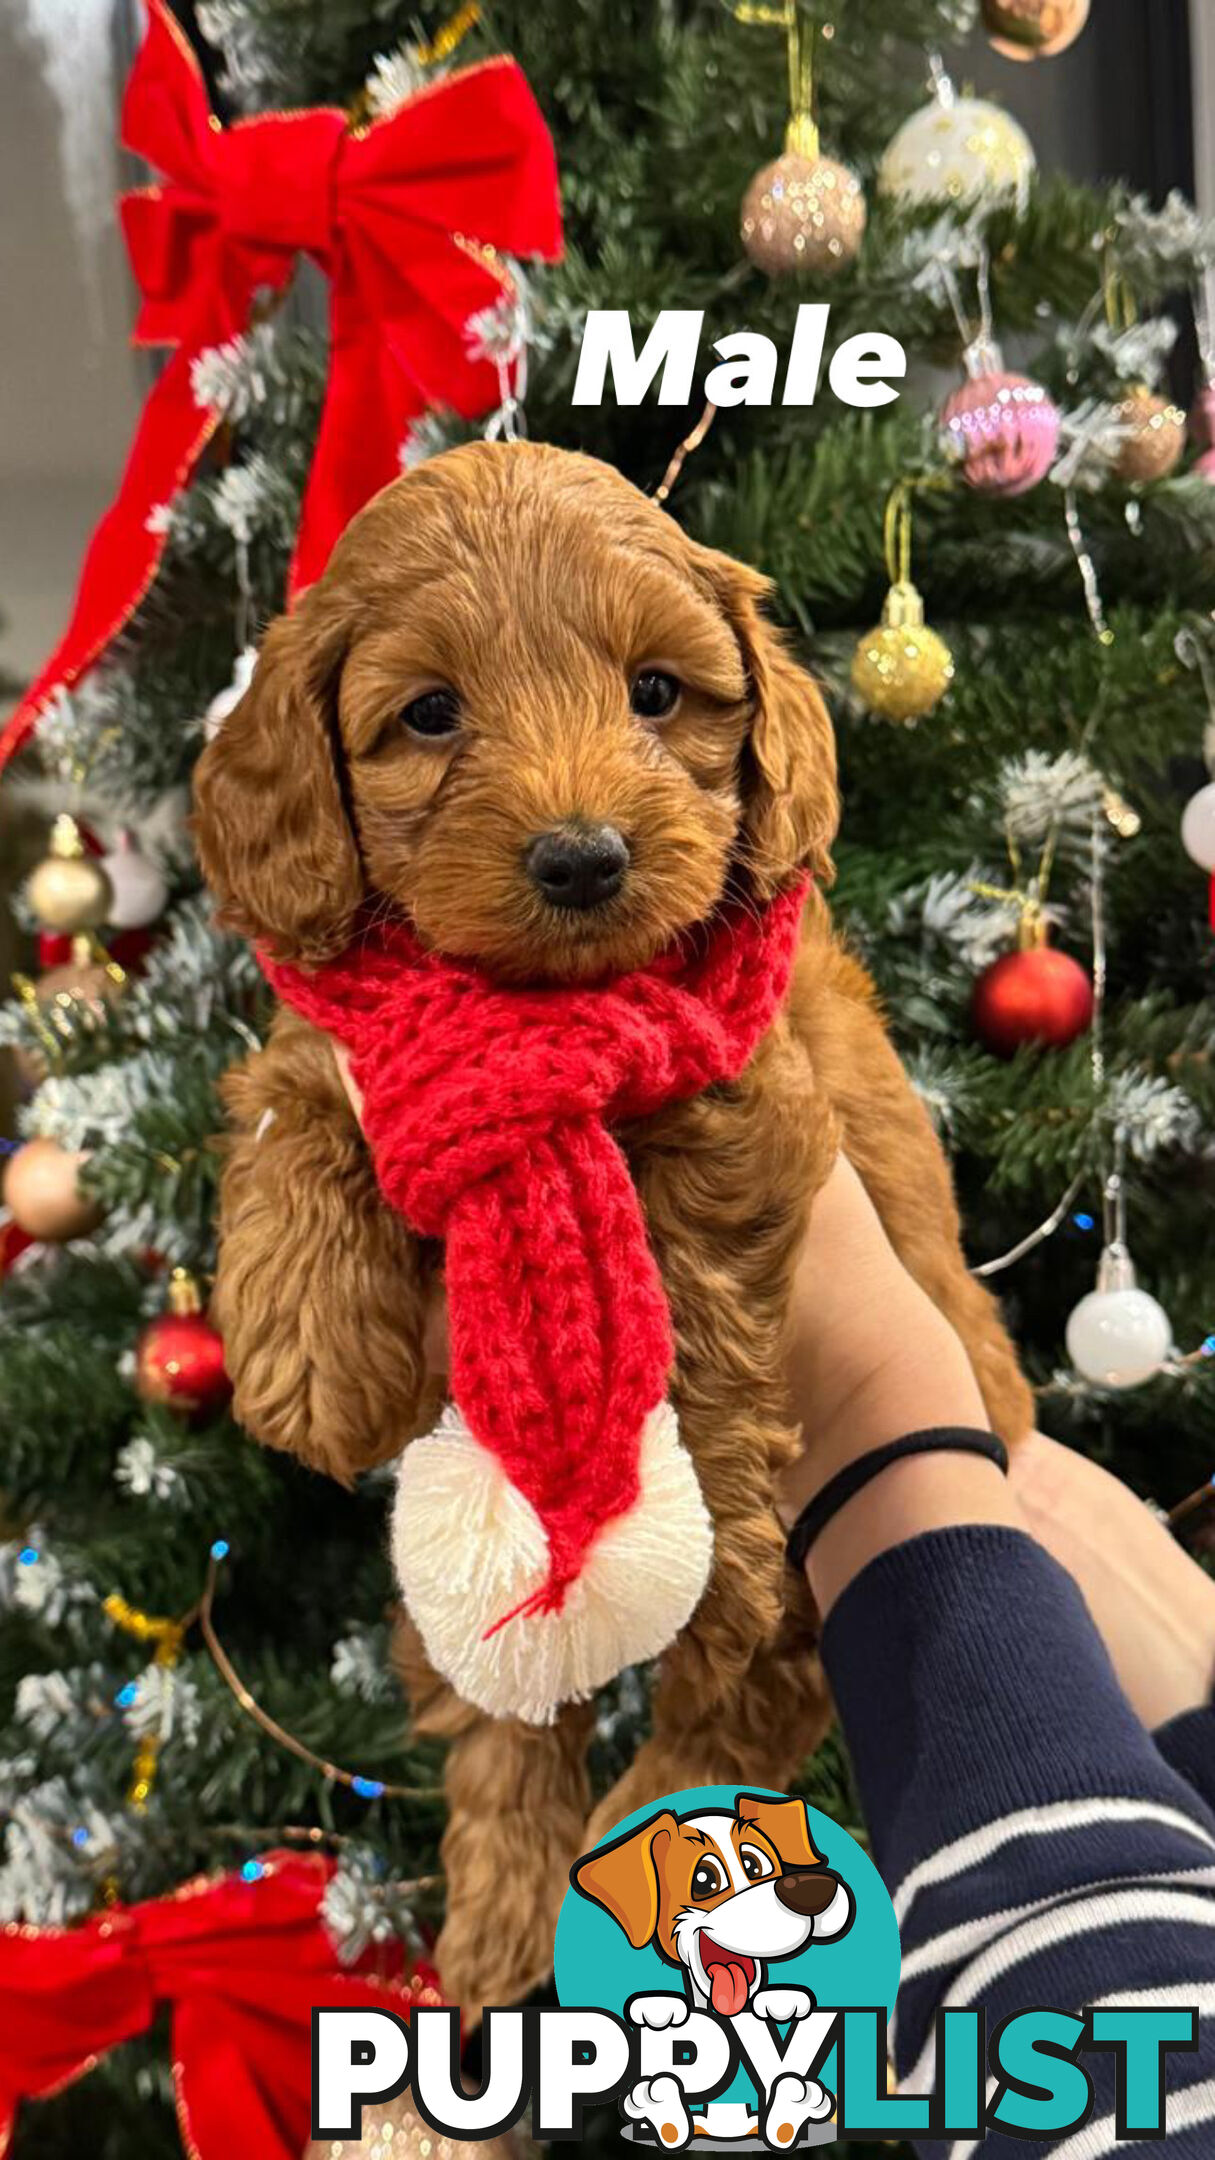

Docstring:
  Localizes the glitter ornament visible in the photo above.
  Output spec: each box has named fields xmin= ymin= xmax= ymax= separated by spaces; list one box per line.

xmin=878 ymin=92 xmax=1035 ymax=213
xmin=2 ymin=1136 xmax=102 ymax=1242
xmin=972 ymin=938 xmax=1093 ymax=1056
xmin=304 ymin=2094 xmax=521 ymax=2160
xmin=941 ymin=357 xmax=1061 ymax=497
xmin=1066 ymin=1246 xmax=1172 ymax=1390
xmin=26 ymin=813 xmax=113 ymax=934
xmin=851 ymin=579 xmax=954 ymax=724
xmin=740 ymin=141 xmax=866 ymax=279
xmin=1112 ymin=386 xmax=1186 ymax=485
xmin=981 ymin=0 xmax=1090 ymax=58
xmin=136 ymin=1269 xmax=231 ymax=1421
xmin=10 ymin=937 xmax=126 ymax=1092
xmin=99 ymin=829 xmax=168 ymax=929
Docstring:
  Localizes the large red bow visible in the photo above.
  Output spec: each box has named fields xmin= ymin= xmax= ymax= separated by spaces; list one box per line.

xmin=0 ymin=1850 xmax=441 ymax=2158
xmin=0 ymin=0 xmax=561 ymax=771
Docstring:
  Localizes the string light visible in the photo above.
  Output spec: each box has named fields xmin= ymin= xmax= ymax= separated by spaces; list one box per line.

xmin=199 ymin=1547 xmax=439 ymax=1804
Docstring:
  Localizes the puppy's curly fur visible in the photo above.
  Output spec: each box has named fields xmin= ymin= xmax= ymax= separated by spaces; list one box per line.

xmin=194 ymin=441 xmax=1032 ymax=2012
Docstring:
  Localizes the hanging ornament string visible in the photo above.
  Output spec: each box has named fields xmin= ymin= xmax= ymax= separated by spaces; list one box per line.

xmin=972 ymin=806 xmax=1107 ymax=1278
xmin=1063 ymin=487 xmax=1113 ymax=644
xmin=723 ymin=0 xmax=817 ymax=153
xmin=925 ymin=48 xmax=955 ymax=105
xmin=653 ymin=401 xmax=720 ymax=509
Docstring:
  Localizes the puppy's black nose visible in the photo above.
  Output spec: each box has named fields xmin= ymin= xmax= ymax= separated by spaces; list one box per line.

xmin=526 ymin=824 xmax=630 ymax=912
xmin=773 ymin=1869 xmax=842 ymax=1918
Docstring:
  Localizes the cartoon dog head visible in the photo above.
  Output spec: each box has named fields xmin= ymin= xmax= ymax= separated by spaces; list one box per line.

xmin=572 ymin=1793 xmax=853 ymax=2017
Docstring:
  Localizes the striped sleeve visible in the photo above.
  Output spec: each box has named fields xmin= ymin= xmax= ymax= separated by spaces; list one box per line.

xmin=821 ymin=1523 xmax=1215 ymax=2158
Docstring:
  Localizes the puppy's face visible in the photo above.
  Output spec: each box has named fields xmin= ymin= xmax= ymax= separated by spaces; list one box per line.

xmin=194 ymin=442 xmax=837 ymax=979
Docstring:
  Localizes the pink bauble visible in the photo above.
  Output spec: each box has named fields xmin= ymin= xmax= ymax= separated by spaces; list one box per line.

xmin=1196 ymin=449 xmax=1215 ymax=485
xmin=941 ymin=370 xmax=1061 ymax=496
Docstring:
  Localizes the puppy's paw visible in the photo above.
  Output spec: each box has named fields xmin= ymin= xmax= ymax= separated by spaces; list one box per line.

xmin=627 ymin=1992 xmax=690 ymax=2032
xmin=751 ymin=1985 xmax=815 ymax=2024
xmin=624 ymin=2074 xmax=691 ymax=2148
xmin=763 ymin=2072 xmax=834 ymax=2147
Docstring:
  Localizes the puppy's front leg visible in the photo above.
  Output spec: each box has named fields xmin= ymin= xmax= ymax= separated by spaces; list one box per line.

xmin=215 ymin=1008 xmax=434 ymax=1481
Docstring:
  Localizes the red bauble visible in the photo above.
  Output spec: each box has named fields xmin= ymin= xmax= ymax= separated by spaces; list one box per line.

xmin=972 ymin=944 xmax=1094 ymax=1056
xmin=136 ymin=1271 xmax=231 ymax=1420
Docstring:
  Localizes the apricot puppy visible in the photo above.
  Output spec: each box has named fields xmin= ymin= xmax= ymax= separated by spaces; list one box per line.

xmin=194 ymin=440 xmax=1031 ymax=2012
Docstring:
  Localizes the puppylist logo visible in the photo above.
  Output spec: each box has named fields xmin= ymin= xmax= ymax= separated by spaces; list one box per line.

xmin=312 ymin=1784 xmax=1199 ymax=2148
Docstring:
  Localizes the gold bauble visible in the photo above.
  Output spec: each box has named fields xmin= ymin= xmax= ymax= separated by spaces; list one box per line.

xmin=1113 ymin=386 xmax=1186 ymax=485
xmin=26 ymin=815 xmax=112 ymax=934
xmin=10 ymin=944 xmax=123 ymax=1091
xmin=982 ymin=0 xmax=1090 ymax=57
xmin=304 ymin=2092 xmax=524 ymax=2160
xmin=2 ymin=1136 xmax=102 ymax=1242
xmin=741 ymin=146 xmax=866 ymax=279
xmin=878 ymin=95 xmax=1035 ymax=212
xmin=851 ymin=580 xmax=955 ymax=724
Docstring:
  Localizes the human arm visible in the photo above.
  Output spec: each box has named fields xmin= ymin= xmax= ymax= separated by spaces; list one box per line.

xmin=779 ymin=1155 xmax=1215 ymax=2154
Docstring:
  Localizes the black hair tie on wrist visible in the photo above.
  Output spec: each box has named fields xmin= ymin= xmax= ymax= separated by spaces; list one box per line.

xmin=784 ymin=1426 xmax=1010 ymax=1575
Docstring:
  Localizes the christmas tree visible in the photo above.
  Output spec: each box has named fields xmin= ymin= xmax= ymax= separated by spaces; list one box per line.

xmin=2 ymin=1 xmax=1214 ymax=2154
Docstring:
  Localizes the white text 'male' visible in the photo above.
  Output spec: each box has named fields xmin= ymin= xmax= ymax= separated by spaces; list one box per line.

xmin=572 ymin=307 xmax=906 ymax=411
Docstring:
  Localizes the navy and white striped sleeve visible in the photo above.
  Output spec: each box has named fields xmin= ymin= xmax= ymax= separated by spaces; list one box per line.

xmin=821 ymin=1522 xmax=1215 ymax=2158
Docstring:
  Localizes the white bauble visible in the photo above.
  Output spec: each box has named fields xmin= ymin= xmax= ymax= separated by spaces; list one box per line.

xmin=1066 ymin=1286 xmax=1172 ymax=1390
xmin=878 ymin=95 xmax=1036 ymax=213
xmin=1181 ymin=782 xmax=1215 ymax=874
xmin=99 ymin=830 xmax=169 ymax=928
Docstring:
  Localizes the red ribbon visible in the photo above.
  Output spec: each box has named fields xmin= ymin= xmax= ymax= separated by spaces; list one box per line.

xmin=0 ymin=0 xmax=561 ymax=772
xmin=0 ymin=1850 xmax=441 ymax=2158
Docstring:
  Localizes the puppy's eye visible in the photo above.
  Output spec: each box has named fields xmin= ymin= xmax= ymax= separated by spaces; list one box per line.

xmin=690 ymin=1858 xmax=727 ymax=1900
xmin=630 ymin=669 xmax=680 ymax=722
xmin=400 ymin=687 xmax=461 ymax=739
xmin=739 ymin=1844 xmax=775 ymax=1884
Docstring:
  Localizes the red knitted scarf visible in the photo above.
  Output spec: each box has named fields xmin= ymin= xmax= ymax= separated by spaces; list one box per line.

xmin=261 ymin=880 xmax=806 ymax=1720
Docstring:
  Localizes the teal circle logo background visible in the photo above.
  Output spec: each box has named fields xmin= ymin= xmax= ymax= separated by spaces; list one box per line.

xmin=554 ymin=1785 xmax=900 ymax=2090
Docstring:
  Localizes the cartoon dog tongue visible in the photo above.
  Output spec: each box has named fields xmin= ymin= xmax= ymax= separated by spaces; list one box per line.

xmin=707 ymin=1955 xmax=751 ymax=2017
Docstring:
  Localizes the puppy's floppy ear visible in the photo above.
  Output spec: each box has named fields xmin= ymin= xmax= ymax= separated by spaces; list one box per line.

xmin=694 ymin=547 xmax=838 ymax=896
xmin=192 ymin=602 xmax=364 ymax=965
xmin=735 ymin=1793 xmax=826 ymax=1872
xmin=571 ymin=1810 xmax=677 ymax=1950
